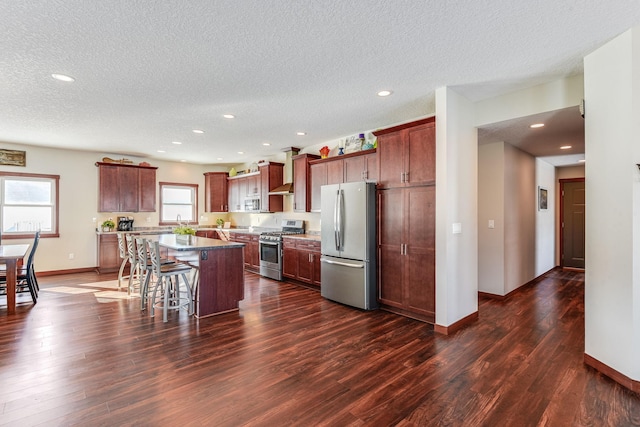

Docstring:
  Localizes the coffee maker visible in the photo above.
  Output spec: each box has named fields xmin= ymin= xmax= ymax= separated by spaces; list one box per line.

xmin=117 ymin=216 xmax=134 ymax=231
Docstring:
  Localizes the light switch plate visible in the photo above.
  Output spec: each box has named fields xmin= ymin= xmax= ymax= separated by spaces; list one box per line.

xmin=488 ymin=220 xmax=495 ymax=229
xmin=452 ymin=223 xmax=462 ymax=234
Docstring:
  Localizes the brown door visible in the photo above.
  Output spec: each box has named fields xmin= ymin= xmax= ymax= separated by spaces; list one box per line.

xmin=561 ymin=179 xmax=585 ymax=269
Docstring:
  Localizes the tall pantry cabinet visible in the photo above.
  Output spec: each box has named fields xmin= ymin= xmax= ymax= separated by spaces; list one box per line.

xmin=374 ymin=117 xmax=436 ymax=323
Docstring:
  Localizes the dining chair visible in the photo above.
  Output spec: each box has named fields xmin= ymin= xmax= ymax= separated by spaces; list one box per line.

xmin=0 ymin=231 xmax=40 ymax=303
xmin=147 ymin=240 xmax=193 ymax=322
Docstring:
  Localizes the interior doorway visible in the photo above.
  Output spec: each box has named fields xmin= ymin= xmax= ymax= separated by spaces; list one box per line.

xmin=560 ymin=178 xmax=585 ymax=269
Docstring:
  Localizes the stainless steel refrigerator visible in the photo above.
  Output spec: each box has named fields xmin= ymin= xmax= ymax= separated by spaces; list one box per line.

xmin=320 ymin=181 xmax=377 ymax=310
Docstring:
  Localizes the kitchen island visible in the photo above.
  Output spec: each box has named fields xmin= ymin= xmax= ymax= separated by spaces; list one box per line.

xmin=153 ymin=234 xmax=246 ymax=318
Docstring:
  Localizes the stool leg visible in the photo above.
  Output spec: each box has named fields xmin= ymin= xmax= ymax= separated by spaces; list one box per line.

xmin=140 ymin=270 xmax=152 ymax=310
xmin=181 ymin=272 xmax=194 ymax=315
xmin=150 ymin=276 xmax=162 ymax=318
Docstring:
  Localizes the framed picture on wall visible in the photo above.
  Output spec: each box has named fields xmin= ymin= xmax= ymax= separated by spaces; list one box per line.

xmin=538 ymin=186 xmax=548 ymax=210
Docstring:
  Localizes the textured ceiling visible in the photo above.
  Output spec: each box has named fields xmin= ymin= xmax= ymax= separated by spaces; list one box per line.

xmin=0 ymin=1 xmax=639 ymax=165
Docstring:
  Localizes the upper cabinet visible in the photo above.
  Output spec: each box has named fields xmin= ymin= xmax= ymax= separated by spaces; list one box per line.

xmin=292 ymin=154 xmax=320 ymax=213
xmin=260 ymin=162 xmax=284 ymax=213
xmin=225 ymin=162 xmax=284 ymax=213
xmin=374 ymin=118 xmax=435 ymax=189
xmin=204 ymin=172 xmax=228 ymax=212
xmin=308 ymin=149 xmax=377 ymax=212
xmin=96 ymin=162 xmax=157 ymax=212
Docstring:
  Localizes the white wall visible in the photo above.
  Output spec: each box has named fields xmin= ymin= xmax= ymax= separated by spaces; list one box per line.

xmin=584 ymin=27 xmax=640 ymax=379
xmin=475 ymin=75 xmax=584 ymax=127
xmin=435 ymin=87 xmax=478 ymax=327
xmin=503 ymin=143 xmax=536 ymax=294
xmin=478 ymin=141 xmax=540 ymax=296
xmin=535 ymin=158 xmax=556 ymax=275
xmin=478 ymin=142 xmax=505 ymax=294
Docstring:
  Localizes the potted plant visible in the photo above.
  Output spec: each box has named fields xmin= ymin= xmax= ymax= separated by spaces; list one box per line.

xmin=101 ymin=219 xmax=115 ymax=232
xmin=173 ymin=225 xmax=196 ymax=244
xmin=216 ymin=218 xmax=224 ymax=229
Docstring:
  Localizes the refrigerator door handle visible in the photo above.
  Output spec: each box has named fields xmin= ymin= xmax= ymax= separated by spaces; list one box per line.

xmin=334 ymin=189 xmax=340 ymax=250
xmin=335 ymin=189 xmax=344 ymax=251
xmin=320 ymin=257 xmax=364 ymax=269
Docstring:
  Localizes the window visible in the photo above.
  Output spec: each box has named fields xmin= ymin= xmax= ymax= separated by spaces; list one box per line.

xmin=0 ymin=172 xmax=60 ymax=238
xmin=159 ymin=182 xmax=198 ymax=225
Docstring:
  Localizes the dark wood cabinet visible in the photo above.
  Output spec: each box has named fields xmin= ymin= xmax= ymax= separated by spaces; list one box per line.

xmin=227 ymin=179 xmax=241 ymax=212
xmin=292 ymin=154 xmax=320 ymax=212
xmin=375 ymin=117 xmax=436 ymax=324
xmin=226 ymin=164 xmax=284 ymax=213
xmin=374 ymin=118 xmax=435 ymax=189
xmin=344 ymin=152 xmax=377 ymax=183
xmin=260 ymin=162 xmax=284 ymax=212
xmin=96 ymin=162 xmax=157 ymax=212
xmin=309 ymin=163 xmax=326 ymax=213
xmin=308 ymin=149 xmax=377 ymax=212
xmin=282 ymin=237 xmax=321 ymax=288
xmin=204 ymin=172 xmax=228 ymax=212
xmin=230 ymin=232 xmax=260 ymax=271
xmin=378 ymin=186 xmax=435 ymax=322
xmin=97 ymin=233 xmax=120 ymax=273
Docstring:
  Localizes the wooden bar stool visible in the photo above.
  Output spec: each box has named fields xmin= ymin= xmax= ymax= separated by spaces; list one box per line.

xmin=147 ymin=240 xmax=194 ymax=322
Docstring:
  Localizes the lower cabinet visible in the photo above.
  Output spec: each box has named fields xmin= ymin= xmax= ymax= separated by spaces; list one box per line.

xmin=230 ymin=232 xmax=260 ymax=271
xmin=97 ymin=233 xmax=120 ymax=273
xmin=377 ymin=186 xmax=435 ymax=323
xmin=282 ymin=237 xmax=321 ymax=288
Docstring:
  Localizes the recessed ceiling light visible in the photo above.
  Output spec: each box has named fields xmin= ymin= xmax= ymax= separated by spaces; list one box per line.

xmin=192 ymin=129 xmax=204 ymax=134
xmin=530 ymin=123 xmax=545 ymax=128
xmin=157 ymin=150 xmax=166 ymax=153
xmin=296 ymin=132 xmax=306 ymax=136
xmin=237 ymin=151 xmax=244 ymax=155
xmin=560 ymin=145 xmax=572 ymax=150
xmin=172 ymin=141 xmax=182 ymax=145
xmin=263 ymin=143 xmax=271 ymax=146
xmin=223 ymin=114 xmax=235 ymax=119
xmin=377 ymin=90 xmax=392 ymax=97
xmin=217 ymin=157 xmax=223 ymax=160
xmin=51 ymin=73 xmax=75 ymax=82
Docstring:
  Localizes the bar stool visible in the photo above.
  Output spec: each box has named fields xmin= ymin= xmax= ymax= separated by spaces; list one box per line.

xmin=116 ymin=233 xmax=130 ymax=289
xmin=135 ymin=236 xmax=154 ymax=310
xmin=147 ymin=240 xmax=194 ymax=322
xmin=125 ymin=234 xmax=142 ymax=295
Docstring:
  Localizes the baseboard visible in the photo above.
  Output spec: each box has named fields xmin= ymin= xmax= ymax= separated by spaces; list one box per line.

xmin=584 ymin=353 xmax=640 ymax=393
xmin=434 ymin=311 xmax=479 ymax=335
xmin=478 ymin=267 xmax=561 ymax=301
xmin=37 ymin=267 xmax=97 ymax=277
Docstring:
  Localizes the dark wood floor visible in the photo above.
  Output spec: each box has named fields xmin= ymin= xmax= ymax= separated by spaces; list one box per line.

xmin=1 ymin=269 xmax=640 ymax=426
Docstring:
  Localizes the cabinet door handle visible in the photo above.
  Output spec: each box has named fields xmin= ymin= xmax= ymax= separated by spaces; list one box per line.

xmin=400 ymin=172 xmax=404 ymax=183
xmin=405 ymin=172 xmax=409 ymax=183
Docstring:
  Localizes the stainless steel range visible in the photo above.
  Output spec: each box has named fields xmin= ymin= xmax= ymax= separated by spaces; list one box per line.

xmin=259 ymin=219 xmax=305 ymax=280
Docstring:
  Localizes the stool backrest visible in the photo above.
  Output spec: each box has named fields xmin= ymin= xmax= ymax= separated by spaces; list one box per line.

xmin=117 ymin=233 xmax=127 ymax=259
xmin=147 ymin=240 xmax=161 ymax=274
xmin=135 ymin=237 xmax=148 ymax=272
xmin=125 ymin=234 xmax=137 ymax=263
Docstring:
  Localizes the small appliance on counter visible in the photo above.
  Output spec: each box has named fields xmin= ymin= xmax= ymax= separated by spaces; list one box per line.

xmin=117 ymin=216 xmax=134 ymax=231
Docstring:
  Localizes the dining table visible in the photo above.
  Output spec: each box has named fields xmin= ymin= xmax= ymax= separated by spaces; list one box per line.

xmin=0 ymin=243 xmax=31 ymax=314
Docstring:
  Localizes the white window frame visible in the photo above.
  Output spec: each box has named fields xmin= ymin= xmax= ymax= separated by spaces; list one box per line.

xmin=0 ymin=172 xmax=60 ymax=239
xmin=159 ymin=182 xmax=198 ymax=225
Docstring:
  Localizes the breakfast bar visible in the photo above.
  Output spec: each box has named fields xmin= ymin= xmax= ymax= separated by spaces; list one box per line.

xmin=155 ymin=234 xmax=246 ymax=318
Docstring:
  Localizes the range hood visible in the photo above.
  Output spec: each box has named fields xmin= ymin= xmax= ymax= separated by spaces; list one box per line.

xmin=268 ymin=182 xmax=294 ymax=195
xmin=268 ymin=147 xmax=299 ymax=195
